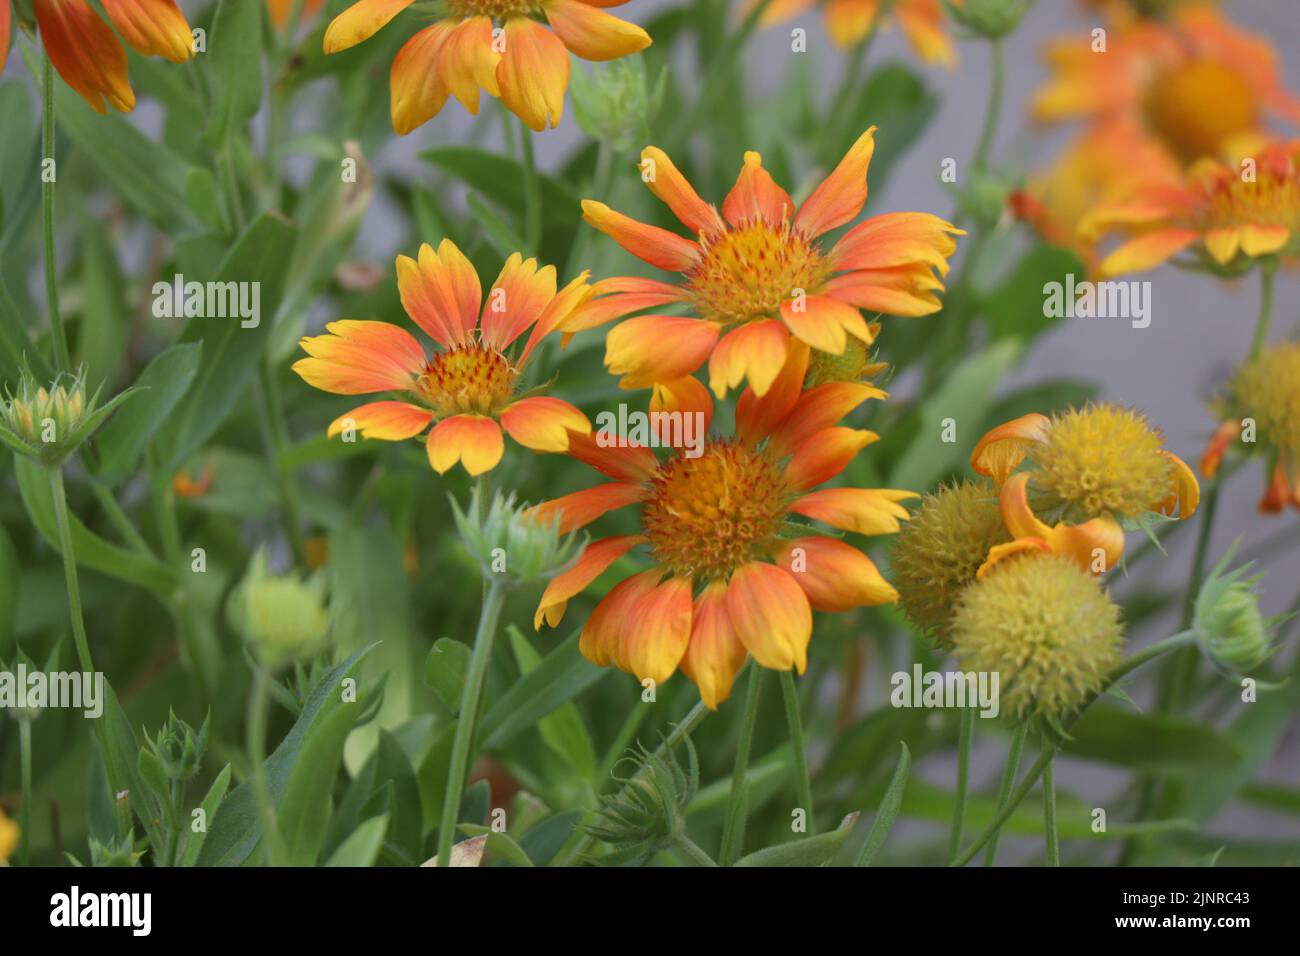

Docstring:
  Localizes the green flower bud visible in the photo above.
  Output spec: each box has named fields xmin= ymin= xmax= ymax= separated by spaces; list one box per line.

xmin=227 ymin=550 xmax=330 ymax=667
xmin=1194 ymin=541 xmax=1282 ymax=675
xmin=943 ymin=0 xmax=1035 ymax=40
xmin=569 ymin=56 xmax=666 ymax=152
xmin=145 ymin=710 xmax=209 ymax=782
xmin=586 ymin=737 xmax=699 ymax=866
xmin=451 ymin=487 xmax=584 ymax=587
xmin=89 ymin=834 xmax=141 ymax=867
xmin=2 ymin=646 xmax=47 ymax=722
xmin=0 ymin=367 xmax=136 ymax=468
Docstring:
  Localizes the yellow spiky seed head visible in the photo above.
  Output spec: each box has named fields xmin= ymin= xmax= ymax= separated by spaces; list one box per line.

xmin=1230 ymin=342 xmax=1300 ymax=457
xmin=951 ymin=554 xmax=1123 ymax=724
xmin=1033 ymin=403 xmax=1174 ymax=522
xmin=890 ymin=478 xmax=1011 ymax=647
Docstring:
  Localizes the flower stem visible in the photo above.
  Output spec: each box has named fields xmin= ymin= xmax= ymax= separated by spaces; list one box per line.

xmin=47 ymin=467 xmax=128 ymax=833
xmin=674 ymin=832 xmax=719 ymax=867
xmin=983 ymin=720 xmax=1027 ymax=866
xmin=519 ymin=118 xmax=542 ymax=256
xmin=818 ymin=1 xmax=887 ymax=163
xmin=719 ymin=663 xmax=763 ymax=866
xmin=1248 ymin=264 xmax=1276 ymax=360
xmin=971 ymin=38 xmax=1004 ymax=176
xmin=42 ymin=55 xmax=69 ymax=373
xmin=552 ymin=698 xmax=710 ymax=866
xmin=1043 ymin=758 xmax=1060 ymax=866
xmin=437 ymin=578 xmax=507 ymax=866
xmin=246 ymin=665 xmax=287 ymax=866
xmin=947 ymin=705 xmax=974 ymax=863
xmin=669 ymin=0 xmax=774 ymax=144
xmin=18 ymin=718 xmax=32 ymax=867
xmin=779 ymin=669 xmax=814 ymax=836
xmin=256 ymin=361 xmax=306 ymax=565
xmin=951 ymin=630 xmax=1197 ymax=867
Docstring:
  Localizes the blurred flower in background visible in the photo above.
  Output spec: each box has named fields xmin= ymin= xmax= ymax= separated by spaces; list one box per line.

xmin=758 ymin=0 xmax=958 ymax=66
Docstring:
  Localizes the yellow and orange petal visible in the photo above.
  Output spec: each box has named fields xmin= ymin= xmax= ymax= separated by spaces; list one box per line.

xmin=425 ymin=413 xmax=504 ymax=476
xmin=757 ymin=0 xmax=956 ymax=67
xmin=294 ymin=320 xmax=427 ymax=395
xmin=726 ymin=561 xmax=812 ymax=674
xmin=328 ymin=400 xmax=434 ymax=440
xmin=535 ymin=533 xmax=644 ymax=629
xmin=772 ymin=536 xmax=898 ymax=611
xmin=680 ymin=581 xmax=748 ymax=711
xmin=36 ymin=0 xmax=135 ymax=113
xmin=969 ymin=412 xmax=1052 ymax=483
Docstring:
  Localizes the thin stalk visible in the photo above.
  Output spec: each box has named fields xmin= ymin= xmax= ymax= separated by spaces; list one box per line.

xmin=437 ymin=579 xmax=508 ymax=866
xmin=553 ymin=699 xmax=710 ymax=866
xmin=674 ymin=832 xmax=719 ymax=867
xmin=257 ymin=362 xmax=306 ymax=565
xmin=719 ymin=663 xmax=763 ymax=866
xmin=983 ymin=721 xmax=1028 ymax=866
xmin=42 ymin=56 xmax=69 ymax=372
xmin=951 ymin=630 xmax=1197 ymax=867
xmin=1043 ymin=759 xmax=1059 ymax=866
xmin=819 ymin=1 xmax=887 ymax=162
xmin=519 ymin=118 xmax=542 ymax=256
xmin=89 ymin=479 xmax=154 ymax=557
xmin=780 ymin=670 xmax=814 ymax=836
xmin=48 ymin=468 xmax=128 ymax=833
xmin=947 ymin=705 xmax=974 ymax=863
xmin=970 ymin=39 xmax=1004 ymax=175
xmin=1164 ymin=481 xmax=1219 ymax=712
xmin=668 ymin=0 xmax=774 ymax=144
xmin=19 ymin=718 xmax=32 ymax=867
xmin=1248 ymin=265 xmax=1276 ymax=360
xmin=246 ymin=665 xmax=287 ymax=866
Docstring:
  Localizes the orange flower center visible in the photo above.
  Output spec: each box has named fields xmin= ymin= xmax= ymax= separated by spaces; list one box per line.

xmin=418 ymin=344 xmax=517 ymax=417
xmin=685 ymin=221 xmax=833 ymax=327
xmin=642 ymin=440 xmax=792 ymax=581
xmin=1144 ymin=60 xmax=1258 ymax=163
xmin=445 ymin=0 xmax=540 ymax=17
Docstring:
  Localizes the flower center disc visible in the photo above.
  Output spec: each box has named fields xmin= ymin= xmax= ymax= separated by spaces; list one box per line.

xmin=642 ymin=440 xmax=791 ymax=581
xmin=1205 ymin=162 xmax=1300 ymax=231
xmin=686 ymin=221 xmax=832 ymax=327
xmin=420 ymin=344 xmax=517 ymax=416
xmin=445 ymin=0 xmax=539 ymax=18
xmin=1145 ymin=60 xmax=1258 ymax=163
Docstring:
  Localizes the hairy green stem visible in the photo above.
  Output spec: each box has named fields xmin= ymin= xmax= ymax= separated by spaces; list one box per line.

xmin=780 ymin=670 xmax=814 ymax=836
xmin=948 ymin=705 xmax=975 ymax=863
xmin=437 ymin=579 xmax=507 ymax=866
xmin=18 ymin=718 xmax=32 ymax=867
xmin=246 ymin=665 xmax=287 ymax=865
xmin=1043 ymin=759 xmax=1059 ymax=866
xmin=257 ymin=362 xmax=306 ymax=565
xmin=971 ymin=39 xmax=1004 ymax=175
xmin=1248 ymin=265 xmax=1276 ymax=360
xmin=674 ymin=832 xmax=719 ymax=867
xmin=983 ymin=721 xmax=1027 ymax=866
xmin=42 ymin=56 xmax=69 ymax=372
xmin=719 ymin=664 xmax=763 ymax=866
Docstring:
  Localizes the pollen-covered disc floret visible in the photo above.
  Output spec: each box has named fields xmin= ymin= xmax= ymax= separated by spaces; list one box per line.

xmin=952 ymin=554 xmax=1123 ymax=724
xmin=643 ymin=440 xmax=792 ymax=581
xmin=1034 ymin=405 xmax=1174 ymax=522
xmin=419 ymin=343 xmax=518 ymax=417
xmin=446 ymin=0 xmax=541 ymax=17
xmin=1231 ymin=343 xmax=1300 ymax=456
xmin=890 ymin=479 xmax=1012 ymax=646
xmin=687 ymin=221 xmax=834 ymax=328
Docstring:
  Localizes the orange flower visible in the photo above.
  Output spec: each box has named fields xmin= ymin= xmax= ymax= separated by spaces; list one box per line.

xmin=569 ymin=128 xmax=961 ymax=400
xmin=530 ymin=343 xmax=914 ymax=709
xmin=292 ymin=240 xmax=592 ymax=477
xmin=971 ymin=405 xmax=1199 ymax=574
xmin=1034 ymin=7 xmax=1300 ymax=165
xmin=322 ymin=0 xmax=651 ymax=133
xmin=1081 ymin=141 xmax=1300 ymax=278
xmin=756 ymin=0 xmax=956 ymax=66
xmin=269 ymin=0 xmax=326 ymax=27
xmin=173 ymin=467 xmax=214 ymax=499
xmin=3 ymin=0 xmax=193 ymax=114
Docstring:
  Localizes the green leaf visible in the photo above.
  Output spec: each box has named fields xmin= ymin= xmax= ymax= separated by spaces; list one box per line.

xmin=73 ymin=213 xmax=131 ymax=396
xmin=324 ymin=815 xmax=390 ymax=867
xmin=0 ymin=521 xmax=18 ymax=652
xmin=179 ymin=764 xmax=233 ymax=867
xmin=457 ymin=824 xmax=537 ymax=867
xmin=425 ymin=638 xmax=470 ymax=715
xmin=983 ymin=244 xmax=1086 ymax=342
xmin=14 ymin=456 xmax=177 ymax=596
xmin=95 ymin=342 xmax=202 ymax=485
xmin=833 ymin=741 xmax=911 ymax=867
xmin=0 ymin=81 xmax=40 ymax=252
xmin=156 ymin=212 xmax=298 ymax=468
xmin=204 ymin=0 xmax=265 ymax=149
xmin=888 ymin=339 xmax=1023 ymax=489
xmin=196 ymin=644 xmax=378 ymax=866
xmin=1064 ymin=706 xmax=1243 ymax=774
xmin=279 ymin=690 xmax=365 ymax=866
xmin=735 ymin=828 xmax=850 ymax=867
xmin=480 ymin=631 xmax=607 ymax=751
xmin=508 ymin=626 xmax=597 ymax=778
xmin=0 ymin=274 xmax=50 ymax=385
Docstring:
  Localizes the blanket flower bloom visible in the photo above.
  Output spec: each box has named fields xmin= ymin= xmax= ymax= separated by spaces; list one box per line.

xmin=1202 ymin=341 xmax=1300 ymax=513
xmin=1080 ymin=141 xmax=1300 ymax=278
xmin=970 ymin=404 xmax=1199 ymax=573
xmin=890 ymin=478 xmax=1011 ymax=646
xmin=570 ymin=128 xmax=962 ymax=400
xmin=754 ymin=0 xmax=957 ymax=66
xmin=1034 ymin=7 xmax=1300 ymax=166
xmin=321 ymin=0 xmax=651 ymax=133
xmin=292 ymin=240 xmax=592 ymax=477
xmin=952 ymin=553 xmax=1123 ymax=725
xmin=1 ymin=0 xmax=193 ymax=113
xmin=529 ymin=343 xmax=914 ymax=709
